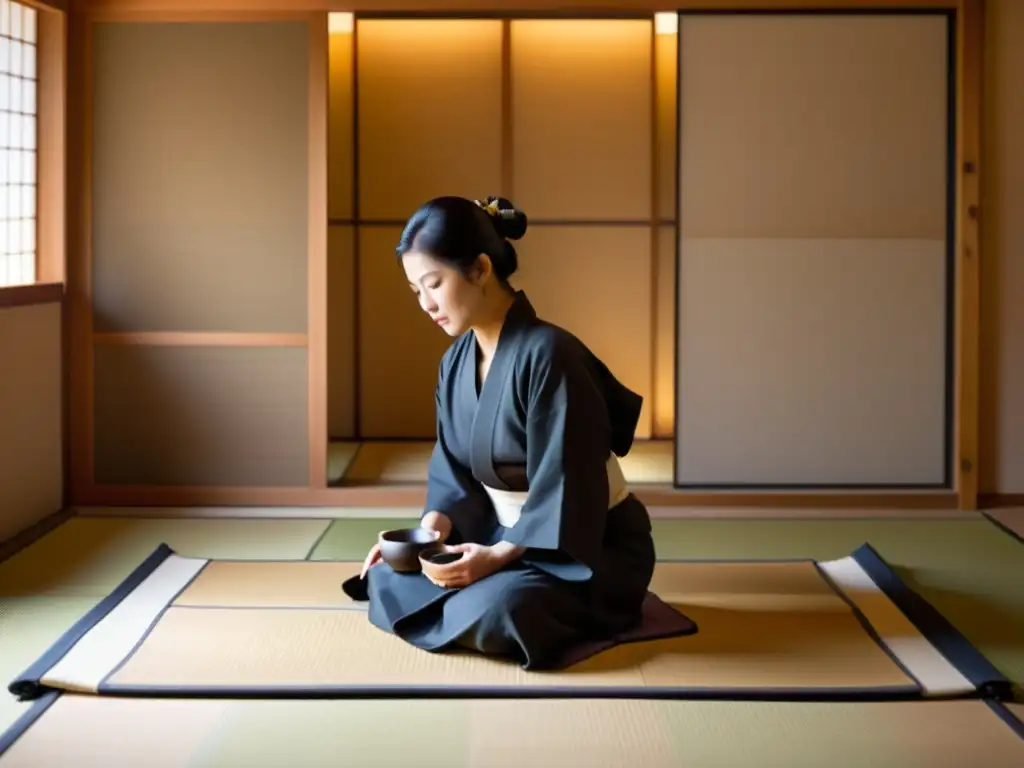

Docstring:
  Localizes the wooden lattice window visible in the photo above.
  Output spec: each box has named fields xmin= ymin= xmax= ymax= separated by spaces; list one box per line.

xmin=0 ymin=0 xmax=37 ymax=288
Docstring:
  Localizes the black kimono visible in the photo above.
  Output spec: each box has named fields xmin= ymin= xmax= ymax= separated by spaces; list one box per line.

xmin=358 ymin=291 xmax=657 ymax=670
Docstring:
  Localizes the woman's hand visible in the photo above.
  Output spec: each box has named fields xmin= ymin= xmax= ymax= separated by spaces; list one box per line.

xmin=420 ymin=510 xmax=452 ymax=542
xmin=421 ymin=543 xmax=506 ymax=589
xmin=359 ymin=542 xmax=382 ymax=579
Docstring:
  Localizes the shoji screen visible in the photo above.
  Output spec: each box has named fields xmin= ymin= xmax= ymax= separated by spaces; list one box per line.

xmin=673 ymin=12 xmax=952 ymax=488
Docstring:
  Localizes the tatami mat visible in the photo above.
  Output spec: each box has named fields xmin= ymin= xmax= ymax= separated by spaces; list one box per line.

xmin=649 ymin=518 xmax=1024 ymax=692
xmin=3 ymin=696 xmax=1023 ymax=767
xmin=0 ymin=517 xmax=331 ymax=598
xmin=9 ymin=541 xmax=1007 ymax=701
xmin=987 ymin=509 xmax=1024 ymax=545
xmin=341 ymin=441 xmax=433 ymax=483
xmin=0 ymin=597 xmax=101 ymax=737
xmin=309 ymin=516 xmax=419 ymax=560
xmin=307 ymin=517 xmax=1024 ymax=690
xmin=337 ymin=439 xmax=674 ymax=485
xmin=327 ymin=441 xmax=360 ymax=484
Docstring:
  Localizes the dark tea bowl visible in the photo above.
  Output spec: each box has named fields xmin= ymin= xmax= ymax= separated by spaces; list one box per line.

xmin=378 ymin=527 xmax=442 ymax=573
xmin=420 ymin=550 xmax=464 ymax=567
xmin=419 ymin=549 xmax=465 ymax=586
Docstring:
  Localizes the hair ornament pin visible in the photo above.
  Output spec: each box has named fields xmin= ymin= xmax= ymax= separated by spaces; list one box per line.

xmin=475 ymin=197 xmax=516 ymax=220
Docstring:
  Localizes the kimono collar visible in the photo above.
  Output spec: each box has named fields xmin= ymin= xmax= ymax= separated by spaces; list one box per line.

xmin=503 ymin=290 xmax=537 ymax=329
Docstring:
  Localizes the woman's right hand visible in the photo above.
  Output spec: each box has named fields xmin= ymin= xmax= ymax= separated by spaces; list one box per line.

xmin=360 ymin=542 xmax=382 ymax=579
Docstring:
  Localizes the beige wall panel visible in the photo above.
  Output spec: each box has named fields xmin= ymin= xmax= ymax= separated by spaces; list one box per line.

xmin=357 ymin=227 xmax=451 ymax=438
xmin=513 ymin=226 xmax=653 ymax=439
xmin=93 ymin=345 xmax=308 ymax=487
xmin=655 ymin=31 xmax=677 ymax=223
xmin=675 ymin=239 xmax=947 ymax=486
xmin=328 ymin=29 xmax=354 ymax=221
xmin=980 ymin=0 xmax=1024 ymax=494
xmin=653 ymin=226 xmax=675 ymax=437
xmin=0 ymin=303 xmax=62 ymax=543
xmin=678 ymin=14 xmax=949 ymax=239
xmin=511 ymin=20 xmax=652 ymax=221
xmin=328 ymin=226 xmax=356 ymax=439
xmin=90 ymin=22 xmax=309 ymax=333
xmin=356 ymin=20 xmax=503 ymax=221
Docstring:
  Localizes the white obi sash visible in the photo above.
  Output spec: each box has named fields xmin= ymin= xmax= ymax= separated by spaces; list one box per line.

xmin=482 ymin=454 xmax=630 ymax=529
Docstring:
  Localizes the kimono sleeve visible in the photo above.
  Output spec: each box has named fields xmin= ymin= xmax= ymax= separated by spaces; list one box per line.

xmin=501 ymin=337 xmax=614 ymax=581
xmin=423 ymin=387 xmax=495 ymax=546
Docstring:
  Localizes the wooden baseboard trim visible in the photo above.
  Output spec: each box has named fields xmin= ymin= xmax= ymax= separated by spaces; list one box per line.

xmin=92 ymin=332 xmax=307 ymax=347
xmin=647 ymin=506 xmax=972 ymax=519
xmin=978 ymin=494 xmax=1024 ymax=509
xmin=76 ymin=483 xmax=960 ymax=511
xmin=640 ymin=489 xmax=957 ymax=509
xmin=76 ymin=505 xmax=415 ymax=519
xmin=80 ymin=484 xmax=427 ymax=508
xmin=0 ymin=507 xmax=76 ymax=565
xmin=74 ymin=504 xmax=976 ymax=520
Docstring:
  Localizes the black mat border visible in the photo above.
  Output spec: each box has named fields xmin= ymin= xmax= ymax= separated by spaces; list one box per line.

xmin=0 ymin=689 xmax=60 ymax=758
xmin=97 ymin=682 xmax=923 ymax=702
xmin=986 ymin=699 xmax=1024 ymax=743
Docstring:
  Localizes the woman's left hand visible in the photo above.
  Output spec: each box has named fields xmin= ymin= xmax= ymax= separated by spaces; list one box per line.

xmin=421 ymin=543 xmax=504 ymax=589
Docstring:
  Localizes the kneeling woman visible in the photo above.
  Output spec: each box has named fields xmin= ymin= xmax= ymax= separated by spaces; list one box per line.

xmin=355 ymin=195 xmax=656 ymax=670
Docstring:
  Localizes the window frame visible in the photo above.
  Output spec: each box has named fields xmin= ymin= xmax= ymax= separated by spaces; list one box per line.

xmin=0 ymin=0 xmax=65 ymax=309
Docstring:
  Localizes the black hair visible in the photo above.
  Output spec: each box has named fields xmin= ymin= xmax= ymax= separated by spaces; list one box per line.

xmin=395 ymin=195 xmax=529 ymax=285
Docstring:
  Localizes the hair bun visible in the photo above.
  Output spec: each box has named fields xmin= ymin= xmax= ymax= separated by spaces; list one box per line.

xmin=477 ymin=196 xmax=529 ymax=241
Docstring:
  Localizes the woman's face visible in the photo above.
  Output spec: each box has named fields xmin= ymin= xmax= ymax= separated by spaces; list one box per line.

xmin=402 ymin=251 xmax=485 ymax=337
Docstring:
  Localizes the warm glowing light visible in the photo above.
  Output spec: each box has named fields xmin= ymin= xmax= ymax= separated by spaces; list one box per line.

xmin=654 ymin=12 xmax=678 ymax=36
xmin=328 ymin=12 xmax=353 ymax=34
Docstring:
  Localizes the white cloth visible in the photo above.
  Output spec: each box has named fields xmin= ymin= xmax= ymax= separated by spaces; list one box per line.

xmin=482 ymin=454 xmax=630 ymax=529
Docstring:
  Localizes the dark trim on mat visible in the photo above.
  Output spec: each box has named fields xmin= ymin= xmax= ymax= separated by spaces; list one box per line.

xmin=986 ymin=699 xmax=1024 ymax=742
xmin=330 ymin=218 xmax=668 ymax=228
xmin=0 ymin=690 xmax=60 ymax=757
xmin=6 ymin=544 xmax=175 ymax=701
xmin=982 ymin=512 xmax=1024 ymax=547
xmin=671 ymin=7 xmax=957 ymax=491
xmin=96 ymin=683 xmax=922 ymax=703
xmin=850 ymin=543 xmax=1012 ymax=699
xmin=303 ymin=522 xmax=335 ymax=560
